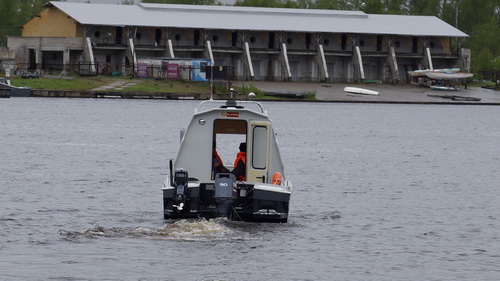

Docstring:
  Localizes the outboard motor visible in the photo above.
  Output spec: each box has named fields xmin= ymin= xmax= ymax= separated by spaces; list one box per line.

xmin=214 ymin=173 xmax=237 ymax=217
xmin=173 ymin=168 xmax=188 ymax=211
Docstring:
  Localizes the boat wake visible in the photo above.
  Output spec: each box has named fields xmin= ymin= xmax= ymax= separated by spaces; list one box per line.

xmin=59 ymin=219 xmax=241 ymax=242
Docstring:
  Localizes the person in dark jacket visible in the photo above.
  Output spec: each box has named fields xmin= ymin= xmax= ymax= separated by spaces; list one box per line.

xmin=213 ymin=149 xmax=229 ymax=174
xmin=231 ymin=142 xmax=246 ymax=181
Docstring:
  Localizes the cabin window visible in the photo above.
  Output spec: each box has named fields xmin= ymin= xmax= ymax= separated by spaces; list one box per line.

xmin=341 ymin=34 xmax=347 ymax=50
xmin=252 ymin=126 xmax=267 ymax=169
xmin=412 ymin=37 xmax=418 ymax=53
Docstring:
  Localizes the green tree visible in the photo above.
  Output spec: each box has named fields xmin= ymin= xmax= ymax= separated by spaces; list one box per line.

xmin=407 ymin=0 xmax=441 ymax=16
xmin=382 ymin=0 xmax=407 ymax=14
xmin=468 ymin=19 xmax=500 ymax=71
xmin=458 ymin=0 xmax=498 ymax=33
xmin=362 ymin=0 xmax=384 ymax=14
xmin=0 ymin=0 xmax=18 ymax=46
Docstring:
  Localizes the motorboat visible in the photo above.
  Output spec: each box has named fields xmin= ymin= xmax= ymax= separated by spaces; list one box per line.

xmin=162 ymin=97 xmax=292 ymax=222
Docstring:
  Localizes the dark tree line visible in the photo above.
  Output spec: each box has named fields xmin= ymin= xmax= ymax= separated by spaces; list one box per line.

xmin=1 ymin=0 xmax=498 ymax=71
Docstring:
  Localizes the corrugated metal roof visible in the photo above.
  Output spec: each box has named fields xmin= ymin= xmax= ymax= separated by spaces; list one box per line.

xmin=47 ymin=1 xmax=468 ymax=37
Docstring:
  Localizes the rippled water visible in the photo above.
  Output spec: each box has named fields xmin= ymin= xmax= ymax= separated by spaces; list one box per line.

xmin=1 ymin=98 xmax=499 ymax=280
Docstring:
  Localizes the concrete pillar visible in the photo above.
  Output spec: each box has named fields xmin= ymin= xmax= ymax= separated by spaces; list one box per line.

xmin=314 ymin=44 xmax=329 ymax=82
xmin=279 ymin=43 xmax=291 ymax=81
xmin=423 ymin=47 xmax=433 ymax=70
xmin=63 ymin=49 xmax=70 ymax=73
xmin=459 ymin=48 xmax=471 ymax=73
xmin=243 ymin=42 xmax=254 ymax=81
xmin=387 ymin=46 xmax=399 ymax=84
xmin=204 ymin=40 xmax=214 ymax=64
xmin=353 ymin=46 xmax=365 ymax=82
xmin=166 ymin=39 xmax=175 ymax=58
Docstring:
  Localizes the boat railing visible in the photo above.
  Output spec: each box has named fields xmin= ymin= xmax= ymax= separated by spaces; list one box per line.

xmin=195 ymin=100 xmax=267 ymax=115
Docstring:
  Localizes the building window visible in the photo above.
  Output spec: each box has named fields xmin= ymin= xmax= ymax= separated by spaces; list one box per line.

xmin=377 ymin=36 xmax=382 ymax=51
xmin=135 ymin=32 xmax=142 ymax=40
xmin=430 ymin=42 xmax=435 ymax=49
xmin=232 ymin=31 xmax=238 ymax=47
xmin=194 ymin=30 xmax=200 ymax=46
xmin=323 ymin=39 xmax=330 ymax=46
xmin=287 ymin=37 xmax=293 ymax=45
xmin=175 ymin=34 xmax=181 ymax=41
xmin=212 ymin=35 xmax=219 ymax=42
xmin=268 ymin=32 xmax=275 ymax=49
xmin=359 ymin=40 xmax=365 ymax=47
xmin=94 ymin=31 xmax=101 ymax=38
xmin=395 ymin=41 xmax=401 ymax=48
xmin=250 ymin=36 xmax=256 ymax=44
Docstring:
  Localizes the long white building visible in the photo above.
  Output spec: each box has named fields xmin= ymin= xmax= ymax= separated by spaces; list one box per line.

xmin=6 ymin=1 xmax=470 ymax=83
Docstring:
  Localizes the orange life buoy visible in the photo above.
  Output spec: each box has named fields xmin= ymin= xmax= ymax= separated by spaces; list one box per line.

xmin=272 ymin=172 xmax=282 ymax=185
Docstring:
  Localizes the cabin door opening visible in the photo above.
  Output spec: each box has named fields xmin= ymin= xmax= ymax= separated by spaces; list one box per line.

xmin=212 ymin=119 xmax=247 ymax=179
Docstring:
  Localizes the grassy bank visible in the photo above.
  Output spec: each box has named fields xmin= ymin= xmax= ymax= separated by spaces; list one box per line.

xmin=5 ymin=75 xmax=318 ymax=100
xmin=9 ymin=75 xmax=211 ymax=93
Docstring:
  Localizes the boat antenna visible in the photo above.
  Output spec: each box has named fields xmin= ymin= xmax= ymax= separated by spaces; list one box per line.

xmin=210 ymin=61 xmax=214 ymax=100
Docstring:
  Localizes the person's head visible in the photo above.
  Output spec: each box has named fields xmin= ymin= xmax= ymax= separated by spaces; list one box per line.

xmin=239 ymin=142 xmax=246 ymax=152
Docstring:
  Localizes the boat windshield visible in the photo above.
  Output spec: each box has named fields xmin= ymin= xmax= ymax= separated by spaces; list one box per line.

xmin=196 ymin=100 xmax=266 ymax=114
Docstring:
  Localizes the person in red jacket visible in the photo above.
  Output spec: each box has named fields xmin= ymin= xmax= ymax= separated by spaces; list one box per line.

xmin=231 ymin=142 xmax=246 ymax=181
xmin=213 ymin=148 xmax=229 ymax=174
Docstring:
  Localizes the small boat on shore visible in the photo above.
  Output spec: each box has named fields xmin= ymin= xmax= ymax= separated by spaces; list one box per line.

xmin=344 ymin=86 xmax=379 ymax=96
xmin=162 ymin=96 xmax=292 ymax=222
xmin=0 ymin=78 xmax=31 ymax=97
xmin=407 ymin=68 xmax=460 ymax=77
xmin=425 ymin=72 xmax=473 ymax=80
xmin=429 ymin=85 xmax=459 ymax=91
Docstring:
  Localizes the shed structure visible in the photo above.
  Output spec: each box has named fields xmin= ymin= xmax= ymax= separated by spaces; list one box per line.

xmin=7 ymin=1 xmax=470 ymax=83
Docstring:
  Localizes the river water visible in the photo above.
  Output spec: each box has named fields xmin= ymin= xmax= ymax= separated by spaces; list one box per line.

xmin=1 ymin=98 xmax=499 ymax=280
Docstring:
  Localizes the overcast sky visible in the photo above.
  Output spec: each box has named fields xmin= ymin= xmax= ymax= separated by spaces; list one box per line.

xmin=65 ymin=0 xmax=236 ymax=4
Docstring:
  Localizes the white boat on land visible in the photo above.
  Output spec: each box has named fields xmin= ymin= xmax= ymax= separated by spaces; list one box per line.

xmin=429 ymin=85 xmax=459 ymax=91
xmin=344 ymin=86 xmax=379 ymax=96
xmin=162 ymin=96 xmax=292 ymax=222
xmin=407 ymin=68 xmax=460 ymax=77
xmin=425 ymin=72 xmax=473 ymax=80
